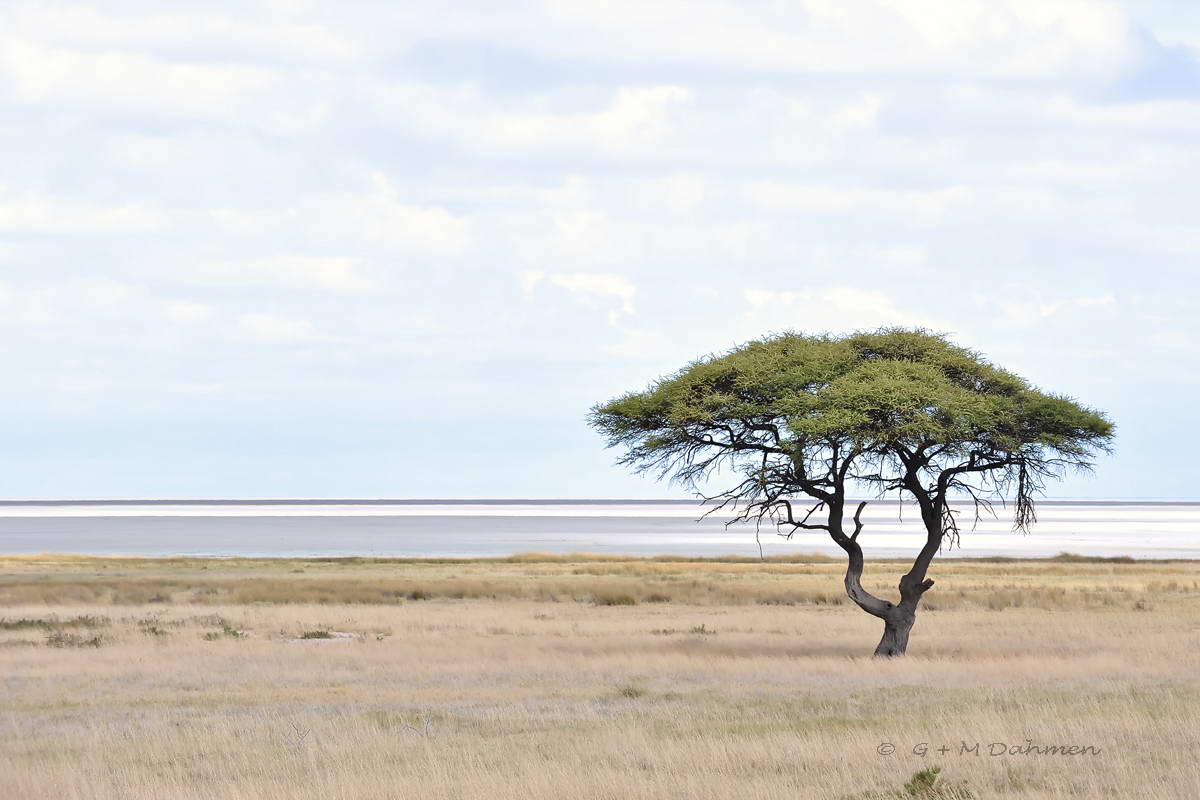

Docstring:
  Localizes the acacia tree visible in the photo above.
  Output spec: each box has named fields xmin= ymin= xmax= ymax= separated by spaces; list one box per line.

xmin=589 ymin=329 xmax=1113 ymax=657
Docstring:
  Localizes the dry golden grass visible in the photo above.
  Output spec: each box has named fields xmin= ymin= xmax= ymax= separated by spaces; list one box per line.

xmin=2 ymin=555 xmax=1199 ymax=799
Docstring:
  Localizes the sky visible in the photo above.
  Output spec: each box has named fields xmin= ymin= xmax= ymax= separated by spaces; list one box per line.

xmin=1 ymin=0 xmax=1198 ymax=500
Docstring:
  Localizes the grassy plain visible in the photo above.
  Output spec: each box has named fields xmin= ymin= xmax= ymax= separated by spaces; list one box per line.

xmin=1 ymin=553 xmax=1198 ymax=799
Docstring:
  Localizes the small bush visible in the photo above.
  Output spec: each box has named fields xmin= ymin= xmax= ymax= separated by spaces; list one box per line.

xmin=299 ymin=630 xmax=333 ymax=639
xmin=204 ymin=623 xmax=246 ymax=641
xmin=616 ymin=683 xmax=646 ymax=699
xmin=593 ymin=594 xmax=637 ymax=606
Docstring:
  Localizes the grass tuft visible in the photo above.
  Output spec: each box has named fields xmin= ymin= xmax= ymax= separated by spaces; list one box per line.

xmin=299 ymin=630 xmax=333 ymax=639
xmin=593 ymin=593 xmax=638 ymax=606
xmin=900 ymin=766 xmax=974 ymax=799
xmin=44 ymin=630 xmax=104 ymax=648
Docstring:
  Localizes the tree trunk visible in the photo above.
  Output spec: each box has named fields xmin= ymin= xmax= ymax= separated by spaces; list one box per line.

xmin=830 ymin=499 xmax=934 ymax=658
xmin=873 ymin=605 xmax=917 ymax=657
xmin=866 ymin=494 xmax=939 ymax=658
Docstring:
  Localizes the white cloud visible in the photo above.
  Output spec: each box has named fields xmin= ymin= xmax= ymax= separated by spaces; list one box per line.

xmin=7 ymin=0 xmax=1139 ymax=84
xmin=992 ymin=293 xmax=1118 ymax=327
xmin=496 ymin=85 xmax=692 ymax=156
xmin=371 ymin=82 xmax=888 ymax=167
xmin=599 ymin=326 xmax=678 ymax=360
xmin=0 ymin=185 xmax=161 ymax=234
xmin=188 ymin=256 xmax=372 ymax=294
xmin=521 ymin=271 xmax=637 ymax=324
xmin=1147 ymin=331 xmax=1192 ymax=351
xmin=519 ymin=270 xmax=546 ymax=299
xmin=1111 ymin=221 xmax=1200 ymax=256
xmin=0 ymin=279 xmax=210 ymax=327
xmin=372 ymin=83 xmax=694 ymax=158
xmin=947 ymin=84 xmax=1200 ymax=132
xmin=0 ymin=37 xmax=331 ymax=134
xmin=743 ymin=287 xmax=943 ymax=334
xmin=236 ymin=312 xmax=320 ymax=344
xmin=201 ymin=174 xmax=470 ymax=257
xmin=531 ymin=0 xmax=1136 ymax=79
xmin=1077 ymin=295 xmax=1118 ymax=308
xmin=743 ymin=181 xmax=970 ymax=226
xmin=2 ymin=5 xmax=356 ymax=65
xmin=550 ymin=273 xmax=636 ymax=314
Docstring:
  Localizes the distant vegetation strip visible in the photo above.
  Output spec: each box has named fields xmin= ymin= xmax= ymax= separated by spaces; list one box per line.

xmin=2 ymin=553 xmax=1195 ymax=611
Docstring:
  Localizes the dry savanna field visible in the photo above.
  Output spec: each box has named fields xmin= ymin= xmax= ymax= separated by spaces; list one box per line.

xmin=1 ymin=552 xmax=1198 ymax=799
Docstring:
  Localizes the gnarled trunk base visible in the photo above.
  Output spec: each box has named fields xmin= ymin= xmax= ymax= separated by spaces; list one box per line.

xmin=873 ymin=607 xmax=916 ymax=657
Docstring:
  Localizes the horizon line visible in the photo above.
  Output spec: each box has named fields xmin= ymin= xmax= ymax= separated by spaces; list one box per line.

xmin=1 ymin=496 xmax=1198 ymax=506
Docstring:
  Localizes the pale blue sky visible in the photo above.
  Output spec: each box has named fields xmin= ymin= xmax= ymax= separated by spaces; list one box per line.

xmin=1 ymin=1 xmax=1197 ymax=499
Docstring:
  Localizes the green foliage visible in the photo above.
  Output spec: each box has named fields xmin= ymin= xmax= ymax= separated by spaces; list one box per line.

xmin=592 ymin=328 xmax=1109 ymax=461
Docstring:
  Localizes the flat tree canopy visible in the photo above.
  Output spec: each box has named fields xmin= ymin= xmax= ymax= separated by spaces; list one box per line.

xmin=590 ymin=328 xmax=1114 ymax=656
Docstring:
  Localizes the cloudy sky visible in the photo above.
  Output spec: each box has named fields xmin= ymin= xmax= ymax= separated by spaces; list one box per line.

xmin=2 ymin=0 xmax=1197 ymax=499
